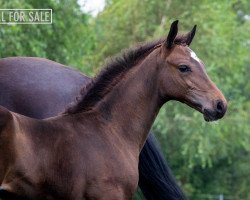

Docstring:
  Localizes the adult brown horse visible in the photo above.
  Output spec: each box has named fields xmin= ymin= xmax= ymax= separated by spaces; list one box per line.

xmin=0 ymin=21 xmax=227 ymax=200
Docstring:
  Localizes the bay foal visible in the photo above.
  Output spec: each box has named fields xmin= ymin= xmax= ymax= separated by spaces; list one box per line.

xmin=0 ymin=21 xmax=227 ymax=200
xmin=0 ymin=57 xmax=186 ymax=199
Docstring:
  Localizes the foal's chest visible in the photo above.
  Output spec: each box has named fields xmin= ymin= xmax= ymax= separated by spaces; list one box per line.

xmin=84 ymin=146 xmax=139 ymax=200
xmin=85 ymin=166 xmax=138 ymax=199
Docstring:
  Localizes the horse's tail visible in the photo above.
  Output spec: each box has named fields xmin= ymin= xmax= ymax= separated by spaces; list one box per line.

xmin=138 ymin=132 xmax=187 ymax=200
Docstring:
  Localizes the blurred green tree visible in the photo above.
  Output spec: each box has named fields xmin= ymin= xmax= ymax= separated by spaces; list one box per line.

xmin=0 ymin=0 xmax=92 ymax=68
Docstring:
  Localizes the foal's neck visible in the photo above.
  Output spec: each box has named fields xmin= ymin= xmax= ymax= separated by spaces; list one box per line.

xmin=93 ymin=49 xmax=162 ymax=150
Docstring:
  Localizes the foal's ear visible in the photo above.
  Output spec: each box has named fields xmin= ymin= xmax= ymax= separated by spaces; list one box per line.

xmin=165 ymin=20 xmax=178 ymax=49
xmin=186 ymin=25 xmax=197 ymax=46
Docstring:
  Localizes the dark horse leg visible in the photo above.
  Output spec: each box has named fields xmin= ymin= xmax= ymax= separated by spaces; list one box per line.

xmin=0 ymin=187 xmax=27 ymax=200
xmin=139 ymin=133 xmax=187 ymax=200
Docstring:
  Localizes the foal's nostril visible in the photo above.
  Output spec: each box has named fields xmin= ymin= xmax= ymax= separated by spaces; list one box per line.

xmin=216 ymin=100 xmax=224 ymax=113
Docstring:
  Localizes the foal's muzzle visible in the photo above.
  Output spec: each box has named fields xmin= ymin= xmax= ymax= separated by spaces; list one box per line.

xmin=203 ymin=100 xmax=227 ymax=122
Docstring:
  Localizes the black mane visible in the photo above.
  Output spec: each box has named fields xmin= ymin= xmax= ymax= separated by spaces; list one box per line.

xmin=65 ymin=39 xmax=164 ymax=114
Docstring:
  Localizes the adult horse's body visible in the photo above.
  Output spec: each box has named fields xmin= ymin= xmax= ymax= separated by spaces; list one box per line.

xmin=0 ymin=21 xmax=227 ymax=200
xmin=0 ymin=58 xmax=88 ymax=119
xmin=0 ymin=59 xmax=185 ymax=199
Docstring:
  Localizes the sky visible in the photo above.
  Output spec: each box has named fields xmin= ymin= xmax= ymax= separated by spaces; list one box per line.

xmin=77 ymin=0 xmax=105 ymax=16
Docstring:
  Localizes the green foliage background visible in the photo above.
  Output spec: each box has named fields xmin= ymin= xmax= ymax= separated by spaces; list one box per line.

xmin=0 ymin=0 xmax=249 ymax=199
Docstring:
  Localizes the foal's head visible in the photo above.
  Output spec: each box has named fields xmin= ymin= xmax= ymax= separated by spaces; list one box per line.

xmin=158 ymin=20 xmax=227 ymax=121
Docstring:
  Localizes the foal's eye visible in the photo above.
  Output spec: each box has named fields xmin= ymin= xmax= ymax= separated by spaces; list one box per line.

xmin=178 ymin=65 xmax=191 ymax=73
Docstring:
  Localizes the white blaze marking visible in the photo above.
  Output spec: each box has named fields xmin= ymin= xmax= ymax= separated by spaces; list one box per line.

xmin=190 ymin=50 xmax=200 ymax=63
